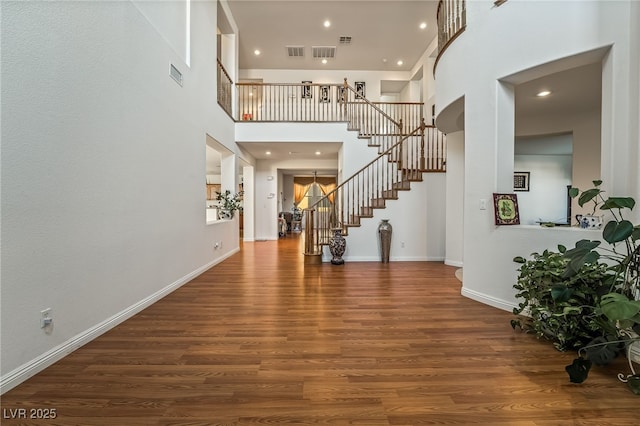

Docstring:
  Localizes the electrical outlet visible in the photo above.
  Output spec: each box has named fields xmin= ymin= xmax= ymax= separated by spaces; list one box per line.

xmin=401 ymin=241 xmax=405 ymax=248
xmin=479 ymin=199 xmax=487 ymax=210
xmin=40 ymin=308 xmax=53 ymax=328
xmin=214 ymin=242 xmax=219 ymax=249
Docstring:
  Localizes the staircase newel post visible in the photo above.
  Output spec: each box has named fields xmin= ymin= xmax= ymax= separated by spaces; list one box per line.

xmin=420 ymin=117 xmax=426 ymax=171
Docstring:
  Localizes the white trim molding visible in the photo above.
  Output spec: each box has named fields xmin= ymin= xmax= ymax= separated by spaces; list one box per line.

xmin=0 ymin=249 xmax=238 ymax=394
xmin=460 ymin=286 xmax=517 ymax=313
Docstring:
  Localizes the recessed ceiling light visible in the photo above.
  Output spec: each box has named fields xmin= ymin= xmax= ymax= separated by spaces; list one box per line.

xmin=265 ymin=151 xmax=271 ymax=155
xmin=382 ymin=58 xmax=388 ymax=63
xmin=323 ymin=20 xmax=331 ymax=28
xmin=537 ymin=90 xmax=551 ymax=97
xmin=315 ymin=151 xmax=321 ymax=155
xmin=322 ymin=59 xmax=327 ymax=64
xmin=254 ymin=49 xmax=261 ymax=56
xmin=419 ymin=22 xmax=427 ymax=29
xmin=249 ymin=92 xmax=253 ymax=97
xmin=397 ymin=60 xmax=404 ymax=66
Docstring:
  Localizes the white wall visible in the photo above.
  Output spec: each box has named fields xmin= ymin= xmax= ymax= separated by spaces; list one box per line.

xmin=1 ymin=0 xmax=240 ymax=392
xmin=514 ymin=155 xmax=572 ymax=225
xmin=434 ymin=0 xmax=639 ymax=311
xmin=445 ymin=131 xmax=464 ymax=267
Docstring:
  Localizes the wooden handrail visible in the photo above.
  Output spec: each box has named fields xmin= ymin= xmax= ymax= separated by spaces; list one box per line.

xmin=302 ymin=119 xmax=446 ymax=258
xmin=216 ymin=59 xmax=233 ymax=118
xmin=342 ymin=79 xmax=401 ymax=129
xmin=434 ymin=0 xmax=466 ymax=76
xmin=217 ymin=58 xmax=233 ymax=84
xmin=308 ymin=124 xmax=424 ymax=212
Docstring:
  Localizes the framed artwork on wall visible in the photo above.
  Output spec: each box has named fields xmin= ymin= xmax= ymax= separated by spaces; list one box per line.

xmin=355 ymin=81 xmax=365 ymax=99
xmin=319 ymin=85 xmax=330 ymax=103
xmin=336 ymin=86 xmax=346 ymax=103
xmin=514 ymin=171 xmax=530 ymax=191
xmin=493 ymin=193 xmax=520 ymax=225
xmin=302 ymin=81 xmax=312 ymax=99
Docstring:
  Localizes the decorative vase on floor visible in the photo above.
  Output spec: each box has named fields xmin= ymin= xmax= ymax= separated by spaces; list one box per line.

xmin=329 ymin=228 xmax=346 ymax=265
xmin=378 ymin=219 xmax=392 ymax=263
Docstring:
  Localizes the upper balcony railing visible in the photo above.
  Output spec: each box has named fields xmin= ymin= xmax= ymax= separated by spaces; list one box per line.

xmin=217 ymin=59 xmax=233 ymax=118
xmin=236 ymin=80 xmax=423 ymax=135
xmin=434 ymin=0 xmax=466 ymax=74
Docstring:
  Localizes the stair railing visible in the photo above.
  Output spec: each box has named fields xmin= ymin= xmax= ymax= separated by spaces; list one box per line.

xmin=303 ymin=120 xmax=433 ymax=257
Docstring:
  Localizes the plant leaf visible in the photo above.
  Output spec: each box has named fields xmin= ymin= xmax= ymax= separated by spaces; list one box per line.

xmin=600 ymin=293 xmax=640 ymax=321
xmin=578 ymin=188 xmax=601 ymax=207
xmin=565 ymin=357 xmax=592 ymax=383
xmin=593 ymin=180 xmax=602 ymax=187
xmin=603 ymin=220 xmax=634 ymax=244
xmin=583 ymin=336 xmax=621 ymax=366
xmin=568 ymin=187 xmax=580 ymax=198
xmin=551 ymin=286 xmax=574 ymax=302
xmin=513 ymin=256 xmax=526 ymax=264
xmin=601 ymin=197 xmax=636 ymax=210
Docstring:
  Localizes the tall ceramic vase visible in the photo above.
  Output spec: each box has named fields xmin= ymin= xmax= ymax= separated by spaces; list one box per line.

xmin=378 ymin=219 xmax=392 ymax=263
xmin=329 ymin=228 xmax=346 ymax=265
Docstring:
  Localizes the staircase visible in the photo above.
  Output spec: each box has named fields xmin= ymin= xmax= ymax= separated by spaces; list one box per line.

xmin=303 ymin=114 xmax=445 ymax=261
xmin=233 ymin=77 xmax=446 ymax=260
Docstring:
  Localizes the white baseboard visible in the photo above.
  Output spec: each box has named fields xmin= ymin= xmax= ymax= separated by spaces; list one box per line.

xmin=460 ymin=286 xmax=517 ymax=313
xmin=0 ymin=249 xmax=238 ymax=394
xmin=445 ymin=259 xmax=464 ymax=267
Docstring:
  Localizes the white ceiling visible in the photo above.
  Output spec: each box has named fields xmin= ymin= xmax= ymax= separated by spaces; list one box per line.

xmin=226 ymin=0 xmax=440 ymax=71
xmin=222 ymin=1 xmax=602 ymax=168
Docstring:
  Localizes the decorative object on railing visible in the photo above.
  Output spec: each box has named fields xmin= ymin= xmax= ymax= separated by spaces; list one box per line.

xmin=216 ymin=59 xmax=233 ymax=118
xmin=303 ymin=120 xmax=444 ymax=259
xmin=378 ymin=219 xmax=393 ymax=263
xmin=434 ymin=0 xmax=466 ymax=74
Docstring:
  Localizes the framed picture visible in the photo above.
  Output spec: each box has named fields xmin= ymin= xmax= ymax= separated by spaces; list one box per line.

xmin=336 ymin=86 xmax=347 ymax=103
xmin=355 ymin=81 xmax=366 ymax=99
xmin=493 ymin=193 xmax=520 ymax=225
xmin=319 ymin=85 xmax=330 ymax=103
xmin=514 ymin=171 xmax=530 ymax=191
xmin=302 ymin=81 xmax=312 ymax=99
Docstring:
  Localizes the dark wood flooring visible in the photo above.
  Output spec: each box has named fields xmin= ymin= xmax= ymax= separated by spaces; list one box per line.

xmin=1 ymin=234 xmax=638 ymax=424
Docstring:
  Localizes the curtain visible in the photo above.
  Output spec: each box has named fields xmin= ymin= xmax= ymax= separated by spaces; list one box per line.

xmin=293 ymin=176 xmax=337 ymax=205
xmin=294 ymin=183 xmax=312 ymax=206
xmin=319 ymin=182 xmax=337 ymax=204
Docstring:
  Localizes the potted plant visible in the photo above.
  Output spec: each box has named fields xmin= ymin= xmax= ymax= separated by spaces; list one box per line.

xmin=512 ymin=180 xmax=640 ymax=391
xmin=216 ymin=190 xmax=243 ymax=220
xmin=561 ymin=181 xmax=640 ymax=387
xmin=512 ymin=247 xmax=610 ymax=351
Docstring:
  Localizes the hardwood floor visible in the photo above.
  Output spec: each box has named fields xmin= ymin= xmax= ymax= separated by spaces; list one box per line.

xmin=2 ymin=235 xmax=638 ymax=425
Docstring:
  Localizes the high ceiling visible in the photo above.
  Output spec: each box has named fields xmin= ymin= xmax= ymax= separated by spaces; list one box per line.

xmin=226 ymin=0 xmax=440 ymax=71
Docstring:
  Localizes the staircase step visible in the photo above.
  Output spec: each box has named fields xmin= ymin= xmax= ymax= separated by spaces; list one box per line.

xmin=360 ymin=207 xmax=374 ymax=217
xmin=371 ymin=198 xmax=386 ymax=208
xmin=382 ymin=189 xmax=399 ymax=199
xmin=392 ymin=180 xmax=412 ymax=190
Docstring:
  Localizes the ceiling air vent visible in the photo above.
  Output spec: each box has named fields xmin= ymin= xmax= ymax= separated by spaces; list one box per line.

xmin=286 ymin=45 xmax=305 ymax=57
xmin=312 ymin=46 xmax=336 ymax=59
xmin=339 ymin=36 xmax=352 ymax=44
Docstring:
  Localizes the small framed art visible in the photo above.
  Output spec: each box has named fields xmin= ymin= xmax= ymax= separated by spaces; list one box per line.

xmin=514 ymin=171 xmax=530 ymax=191
xmin=319 ymin=85 xmax=330 ymax=103
xmin=302 ymin=81 xmax=312 ymax=99
xmin=493 ymin=193 xmax=520 ymax=225
xmin=355 ymin=81 xmax=365 ymax=99
xmin=336 ymin=86 xmax=346 ymax=103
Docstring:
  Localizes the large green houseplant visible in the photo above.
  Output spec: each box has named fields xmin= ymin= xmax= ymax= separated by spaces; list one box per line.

xmin=513 ymin=180 xmax=640 ymax=391
xmin=561 ymin=181 xmax=640 ymax=387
